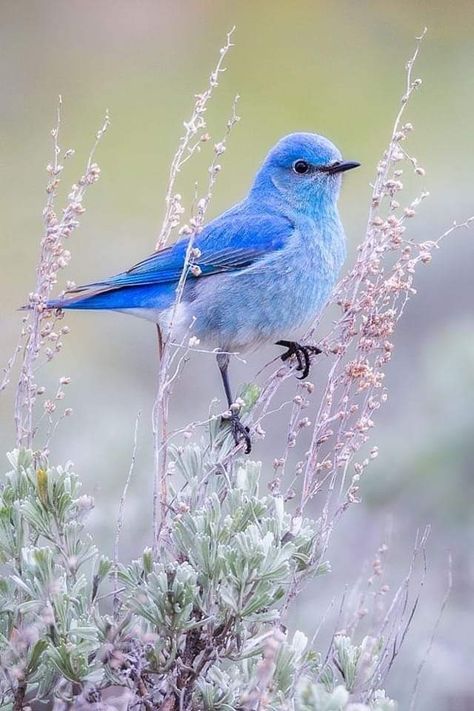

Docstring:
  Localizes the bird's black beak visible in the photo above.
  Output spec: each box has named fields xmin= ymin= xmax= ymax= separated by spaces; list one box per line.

xmin=327 ymin=160 xmax=361 ymax=175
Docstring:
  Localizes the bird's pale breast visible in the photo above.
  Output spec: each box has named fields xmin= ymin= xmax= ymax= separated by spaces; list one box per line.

xmin=167 ymin=214 xmax=346 ymax=352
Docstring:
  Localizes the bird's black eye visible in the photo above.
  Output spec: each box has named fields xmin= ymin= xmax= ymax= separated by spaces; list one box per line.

xmin=292 ymin=160 xmax=311 ymax=175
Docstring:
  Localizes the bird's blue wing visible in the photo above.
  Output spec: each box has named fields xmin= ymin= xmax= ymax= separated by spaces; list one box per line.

xmin=66 ymin=207 xmax=295 ymax=294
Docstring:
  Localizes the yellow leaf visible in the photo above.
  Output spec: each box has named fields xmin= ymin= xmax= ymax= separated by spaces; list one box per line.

xmin=36 ymin=468 xmax=49 ymax=507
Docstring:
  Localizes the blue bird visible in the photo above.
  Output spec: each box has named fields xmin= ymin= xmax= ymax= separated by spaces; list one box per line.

xmin=47 ymin=133 xmax=359 ymax=452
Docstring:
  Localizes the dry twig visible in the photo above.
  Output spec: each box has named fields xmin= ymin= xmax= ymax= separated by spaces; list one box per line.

xmin=14 ymin=97 xmax=109 ymax=449
xmin=151 ymin=30 xmax=239 ymax=552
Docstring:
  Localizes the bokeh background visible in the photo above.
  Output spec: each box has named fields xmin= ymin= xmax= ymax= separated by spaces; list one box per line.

xmin=1 ymin=1 xmax=473 ymax=708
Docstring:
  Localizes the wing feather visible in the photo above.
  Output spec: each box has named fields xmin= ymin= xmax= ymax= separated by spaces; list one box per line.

xmin=65 ymin=206 xmax=294 ymax=296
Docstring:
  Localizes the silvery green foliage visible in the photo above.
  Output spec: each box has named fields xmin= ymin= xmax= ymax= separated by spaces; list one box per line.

xmin=296 ymin=683 xmax=396 ymax=711
xmin=0 ymin=449 xmax=108 ymax=705
xmin=0 ymin=449 xmax=396 ymax=709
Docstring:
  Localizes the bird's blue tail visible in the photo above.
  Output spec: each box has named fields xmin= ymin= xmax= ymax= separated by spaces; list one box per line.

xmin=47 ymin=282 xmax=176 ymax=313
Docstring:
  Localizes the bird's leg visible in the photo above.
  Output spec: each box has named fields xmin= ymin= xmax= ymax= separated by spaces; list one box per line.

xmin=276 ymin=340 xmax=322 ymax=380
xmin=156 ymin=324 xmax=163 ymax=359
xmin=216 ymin=352 xmax=251 ymax=453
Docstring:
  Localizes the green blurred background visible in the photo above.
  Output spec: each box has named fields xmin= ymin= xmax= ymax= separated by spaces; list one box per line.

xmin=1 ymin=1 xmax=473 ymax=708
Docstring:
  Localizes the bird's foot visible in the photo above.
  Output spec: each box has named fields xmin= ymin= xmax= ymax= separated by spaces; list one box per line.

xmin=276 ymin=340 xmax=322 ymax=380
xmin=222 ymin=409 xmax=252 ymax=454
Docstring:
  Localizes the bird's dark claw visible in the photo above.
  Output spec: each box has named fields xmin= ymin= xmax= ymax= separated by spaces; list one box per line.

xmin=276 ymin=340 xmax=322 ymax=379
xmin=222 ymin=411 xmax=252 ymax=453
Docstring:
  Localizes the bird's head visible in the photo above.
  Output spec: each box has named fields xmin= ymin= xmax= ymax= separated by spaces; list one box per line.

xmin=250 ymin=132 xmax=359 ymax=215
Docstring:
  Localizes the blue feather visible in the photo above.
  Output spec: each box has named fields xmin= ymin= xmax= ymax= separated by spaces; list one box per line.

xmin=49 ymin=207 xmax=293 ymax=309
xmin=47 ymin=282 xmax=176 ymax=312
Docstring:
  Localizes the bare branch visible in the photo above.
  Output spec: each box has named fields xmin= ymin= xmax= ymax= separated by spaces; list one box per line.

xmin=155 ymin=27 xmax=236 ymax=251
xmin=151 ymin=31 xmax=239 ymax=553
xmin=409 ymin=554 xmax=453 ymax=711
xmin=14 ymin=99 xmax=109 ymax=449
xmin=114 ymin=411 xmax=141 ymax=618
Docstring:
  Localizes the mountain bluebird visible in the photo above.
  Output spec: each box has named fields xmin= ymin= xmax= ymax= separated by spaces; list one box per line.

xmin=47 ymin=133 xmax=359 ymax=451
